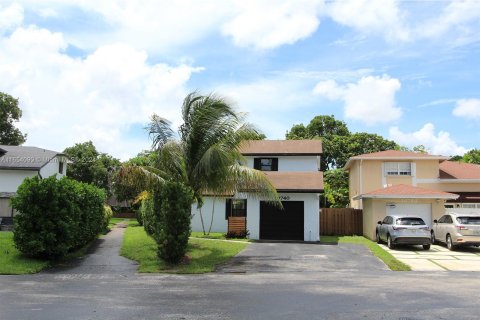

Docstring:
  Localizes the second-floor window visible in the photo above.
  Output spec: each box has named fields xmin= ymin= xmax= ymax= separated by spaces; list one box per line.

xmin=254 ymin=158 xmax=278 ymax=171
xmin=384 ymin=162 xmax=411 ymax=176
xmin=59 ymin=161 xmax=64 ymax=174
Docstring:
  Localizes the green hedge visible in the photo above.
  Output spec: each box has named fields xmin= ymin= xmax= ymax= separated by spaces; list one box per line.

xmin=11 ymin=176 xmax=106 ymax=259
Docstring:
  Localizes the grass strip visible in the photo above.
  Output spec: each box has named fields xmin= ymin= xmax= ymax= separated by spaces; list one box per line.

xmin=321 ymin=235 xmax=411 ymax=271
xmin=121 ymin=226 xmax=248 ymax=273
xmin=0 ymin=232 xmax=50 ymax=274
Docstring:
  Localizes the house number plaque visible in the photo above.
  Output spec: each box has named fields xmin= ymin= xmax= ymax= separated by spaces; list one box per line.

xmin=279 ymin=196 xmax=291 ymax=201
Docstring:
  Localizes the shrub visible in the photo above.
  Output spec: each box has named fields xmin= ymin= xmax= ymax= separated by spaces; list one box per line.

xmin=103 ymin=205 xmax=113 ymax=231
xmin=225 ymin=230 xmax=249 ymax=239
xmin=11 ymin=176 xmax=106 ymax=259
xmin=140 ymin=194 xmax=156 ymax=236
xmin=151 ymin=182 xmax=193 ymax=264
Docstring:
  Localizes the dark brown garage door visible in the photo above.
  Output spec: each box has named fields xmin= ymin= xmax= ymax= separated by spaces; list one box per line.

xmin=260 ymin=201 xmax=304 ymax=240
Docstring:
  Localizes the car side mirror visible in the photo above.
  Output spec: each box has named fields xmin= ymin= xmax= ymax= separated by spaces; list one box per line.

xmin=377 ymin=221 xmax=382 ymax=225
xmin=433 ymin=219 xmax=438 ymax=223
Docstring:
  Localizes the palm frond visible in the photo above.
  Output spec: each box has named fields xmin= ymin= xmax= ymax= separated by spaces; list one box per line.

xmin=146 ymin=114 xmax=175 ymax=150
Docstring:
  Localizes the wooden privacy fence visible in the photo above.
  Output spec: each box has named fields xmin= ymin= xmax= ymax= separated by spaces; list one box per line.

xmin=320 ymin=208 xmax=363 ymax=236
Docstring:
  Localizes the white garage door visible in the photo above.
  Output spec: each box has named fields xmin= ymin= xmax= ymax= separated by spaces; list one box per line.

xmin=386 ymin=203 xmax=432 ymax=227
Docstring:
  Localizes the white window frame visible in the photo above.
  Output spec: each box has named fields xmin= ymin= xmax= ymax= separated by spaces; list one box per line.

xmin=384 ymin=162 xmax=412 ymax=176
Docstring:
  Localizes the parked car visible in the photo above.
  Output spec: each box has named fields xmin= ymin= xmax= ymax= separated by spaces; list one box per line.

xmin=376 ymin=215 xmax=431 ymax=250
xmin=431 ymin=213 xmax=480 ymax=251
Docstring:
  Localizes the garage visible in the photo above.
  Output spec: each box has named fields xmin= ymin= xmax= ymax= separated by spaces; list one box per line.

xmin=386 ymin=203 xmax=432 ymax=227
xmin=260 ymin=201 xmax=304 ymax=240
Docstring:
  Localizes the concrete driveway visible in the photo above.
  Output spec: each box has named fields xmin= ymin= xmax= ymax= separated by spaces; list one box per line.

xmin=216 ymin=241 xmax=388 ymax=273
xmin=381 ymin=243 xmax=480 ymax=271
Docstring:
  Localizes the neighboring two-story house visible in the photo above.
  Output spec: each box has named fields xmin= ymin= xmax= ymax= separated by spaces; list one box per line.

xmin=190 ymin=140 xmax=324 ymax=241
xmin=0 ymin=145 xmax=68 ymax=226
xmin=343 ymin=150 xmax=476 ymax=240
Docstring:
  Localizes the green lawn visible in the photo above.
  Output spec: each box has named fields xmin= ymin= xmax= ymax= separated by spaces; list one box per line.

xmin=121 ymin=226 xmax=248 ymax=273
xmin=190 ymin=231 xmax=250 ymax=242
xmin=0 ymin=232 xmax=50 ymax=274
xmin=321 ymin=235 xmax=411 ymax=271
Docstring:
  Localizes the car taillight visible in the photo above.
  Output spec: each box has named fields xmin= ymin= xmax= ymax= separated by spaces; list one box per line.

xmin=457 ymin=225 xmax=468 ymax=230
xmin=420 ymin=227 xmax=430 ymax=231
xmin=392 ymin=226 xmax=406 ymax=230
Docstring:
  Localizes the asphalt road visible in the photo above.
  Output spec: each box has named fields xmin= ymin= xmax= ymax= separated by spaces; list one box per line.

xmin=1 ymin=228 xmax=480 ymax=320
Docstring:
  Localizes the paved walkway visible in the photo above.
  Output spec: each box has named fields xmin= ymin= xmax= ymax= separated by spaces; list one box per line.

xmin=381 ymin=243 xmax=480 ymax=271
xmin=44 ymin=222 xmax=138 ymax=276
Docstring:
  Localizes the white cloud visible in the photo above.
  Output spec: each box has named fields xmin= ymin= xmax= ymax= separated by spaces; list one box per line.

xmin=313 ymin=75 xmax=402 ymax=125
xmin=389 ymin=123 xmax=468 ymax=156
xmin=327 ymin=0 xmax=409 ymax=41
xmin=312 ymin=79 xmax=344 ymax=100
xmin=416 ymin=0 xmax=480 ymax=41
xmin=0 ymin=3 xmax=24 ymax=33
xmin=222 ymin=0 xmax=324 ymax=49
xmin=0 ymin=26 xmax=202 ymax=160
xmin=453 ymin=99 xmax=480 ymax=119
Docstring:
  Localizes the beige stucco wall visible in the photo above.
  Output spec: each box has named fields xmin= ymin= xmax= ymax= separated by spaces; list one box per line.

xmin=386 ymin=176 xmax=412 ymax=186
xmin=415 ymin=160 xmax=440 ymax=179
xmin=362 ymin=198 xmax=446 ymax=240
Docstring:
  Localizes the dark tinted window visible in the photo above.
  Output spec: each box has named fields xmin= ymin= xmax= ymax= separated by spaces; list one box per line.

xmin=396 ymin=217 xmax=425 ymax=226
xmin=253 ymin=158 xmax=278 ymax=171
xmin=225 ymin=199 xmax=247 ymax=219
xmin=445 ymin=215 xmax=453 ymax=223
xmin=438 ymin=215 xmax=447 ymax=223
xmin=456 ymin=216 xmax=480 ymax=225
xmin=382 ymin=216 xmax=390 ymax=224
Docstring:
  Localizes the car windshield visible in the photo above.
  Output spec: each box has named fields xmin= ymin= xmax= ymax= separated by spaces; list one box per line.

xmin=456 ymin=216 xmax=480 ymax=225
xmin=396 ymin=218 xmax=425 ymax=226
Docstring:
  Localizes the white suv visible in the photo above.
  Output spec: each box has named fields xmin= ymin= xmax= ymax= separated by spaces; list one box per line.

xmin=431 ymin=213 xmax=480 ymax=250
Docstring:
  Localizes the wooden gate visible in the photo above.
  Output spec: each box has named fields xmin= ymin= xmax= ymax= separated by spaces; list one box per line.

xmin=320 ymin=208 xmax=363 ymax=236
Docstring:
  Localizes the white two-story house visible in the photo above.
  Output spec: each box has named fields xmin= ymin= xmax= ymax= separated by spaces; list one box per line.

xmin=190 ymin=140 xmax=324 ymax=241
xmin=0 ymin=145 xmax=68 ymax=226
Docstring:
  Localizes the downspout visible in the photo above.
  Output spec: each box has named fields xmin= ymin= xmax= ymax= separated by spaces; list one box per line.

xmin=359 ymin=159 xmax=363 ymax=209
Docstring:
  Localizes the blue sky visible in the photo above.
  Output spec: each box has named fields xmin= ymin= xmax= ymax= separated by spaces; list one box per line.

xmin=0 ymin=0 xmax=479 ymax=160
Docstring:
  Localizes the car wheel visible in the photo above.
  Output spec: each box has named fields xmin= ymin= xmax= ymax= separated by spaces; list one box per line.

xmin=423 ymin=244 xmax=431 ymax=250
xmin=430 ymin=231 xmax=436 ymax=245
xmin=387 ymin=235 xmax=395 ymax=249
xmin=376 ymin=232 xmax=381 ymax=244
xmin=446 ymin=235 xmax=455 ymax=251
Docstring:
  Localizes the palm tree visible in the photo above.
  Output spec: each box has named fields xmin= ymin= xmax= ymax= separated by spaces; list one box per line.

xmin=142 ymin=91 xmax=279 ymax=234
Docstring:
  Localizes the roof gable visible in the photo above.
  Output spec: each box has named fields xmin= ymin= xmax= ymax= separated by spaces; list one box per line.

xmin=239 ymin=140 xmax=322 ymax=156
xmin=344 ymin=150 xmax=448 ymax=170
xmin=440 ymin=161 xmax=480 ymax=180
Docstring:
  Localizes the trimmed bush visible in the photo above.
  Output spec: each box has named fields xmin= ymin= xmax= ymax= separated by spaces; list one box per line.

xmin=11 ymin=176 xmax=106 ymax=259
xmin=143 ymin=182 xmax=193 ymax=264
xmin=140 ymin=193 xmax=156 ymax=236
xmin=103 ymin=205 xmax=113 ymax=231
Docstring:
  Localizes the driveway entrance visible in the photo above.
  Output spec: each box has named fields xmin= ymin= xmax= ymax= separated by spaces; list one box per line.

xmin=216 ymin=242 xmax=388 ymax=273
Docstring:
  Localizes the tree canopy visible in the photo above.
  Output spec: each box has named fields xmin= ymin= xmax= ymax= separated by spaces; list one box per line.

xmin=286 ymin=115 xmax=398 ymax=171
xmin=0 ymin=92 xmax=27 ymax=145
xmin=63 ymin=141 xmax=120 ymax=196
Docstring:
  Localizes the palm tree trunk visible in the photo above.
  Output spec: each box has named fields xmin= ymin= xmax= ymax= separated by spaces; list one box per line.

xmin=198 ymin=205 xmax=206 ymax=235
xmin=207 ymin=197 xmax=216 ymax=235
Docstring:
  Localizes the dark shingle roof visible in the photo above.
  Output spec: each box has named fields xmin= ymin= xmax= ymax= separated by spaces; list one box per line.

xmin=0 ymin=145 xmax=65 ymax=170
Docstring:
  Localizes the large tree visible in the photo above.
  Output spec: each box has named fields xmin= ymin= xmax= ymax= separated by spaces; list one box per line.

xmin=0 ymin=92 xmax=27 ymax=145
xmin=462 ymin=149 xmax=480 ymax=164
xmin=63 ymin=141 xmax=120 ymax=195
xmin=286 ymin=115 xmax=398 ymax=170
xmin=322 ymin=169 xmax=349 ymax=208
xmin=122 ymin=91 xmax=279 ymax=234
